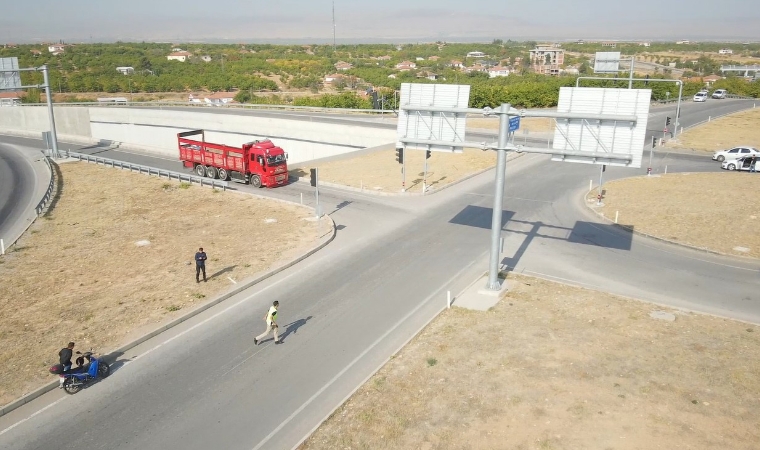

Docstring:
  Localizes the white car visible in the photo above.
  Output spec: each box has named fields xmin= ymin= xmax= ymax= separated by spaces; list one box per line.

xmin=721 ymin=155 xmax=760 ymax=171
xmin=712 ymin=146 xmax=760 ymax=162
xmin=712 ymin=89 xmax=727 ymax=99
xmin=693 ymin=92 xmax=708 ymax=102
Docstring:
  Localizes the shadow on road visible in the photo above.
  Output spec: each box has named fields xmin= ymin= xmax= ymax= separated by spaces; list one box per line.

xmin=208 ymin=265 xmax=237 ymax=281
xmin=280 ymin=316 xmax=314 ymax=342
xmin=449 ymin=204 xmax=634 ymax=271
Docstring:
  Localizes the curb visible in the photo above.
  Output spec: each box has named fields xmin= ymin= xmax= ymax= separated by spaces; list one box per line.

xmin=0 ymin=215 xmax=336 ymax=418
xmin=581 ymin=175 xmax=756 ymax=260
xmin=290 ymin=152 xmax=525 ymax=197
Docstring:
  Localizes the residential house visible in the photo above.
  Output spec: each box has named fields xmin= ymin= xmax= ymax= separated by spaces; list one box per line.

xmin=203 ymin=92 xmax=237 ymax=105
xmin=30 ymin=49 xmax=41 ymax=56
xmin=467 ymin=64 xmax=488 ymax=73
xmin=488 ymin=66 xmax=511 ymax=78
xmin=448 ymin=60 xmax=464 ymax=69
xmin=576 ymin=40 xmax=585 ymax=44
xmin=373 ymin=55 xmax=391 ymax=61
xmin=466 ymin=51 xmax=486 ymax=58
xmin=0 ymin=91 xmax=24 ymax=107
xmin=639 ymin=42 xmax=651 ymax=47
xmin=188 ymin=94 xmax=203 ymax=104
xmin=171 ymin=47 xmax=183 ymax=52
xmin=601 ymin=42 xmax=616 ymax=48
xmin=115 ymin=67 xmax=134 ymax=75
xmin=167 ymin=51 xmax=192 ymax=62
xmin=48 ymin=44 xmax=65 ymax=53
xmin=676 ymin=40 xmax=690 ymax=45
xmin=703 ymin=74 xmax=723 ymax=86
xmin=395 ymin=60 xmax=417 ymax=71
xmin=529 ymin=46 xmax=564 ymax=76
xmin=387 ymin=74 xmax=397 ymax=79
xmin=201 ymin=55 xmax=213 ymax=62
xmin=428 ymin=56 xmax=440 ymax=61
xmin=334 ymin=61 xmax=353 ymax=71
xmin=417 ymin=71 xmax=442 ymax=81
xmin=718 ymin=48 xmax=733 ymax=55
xmin=324 ymin=73 xmax=346 ymax=84
xmin=416 ymin=57 xmax=425 ymax=61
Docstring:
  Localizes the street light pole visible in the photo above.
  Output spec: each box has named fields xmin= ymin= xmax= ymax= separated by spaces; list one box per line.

xmin=486 ymin=103 xmax=511 ymax=290
xmin=41 ymin=65 xmax=60 ymax=158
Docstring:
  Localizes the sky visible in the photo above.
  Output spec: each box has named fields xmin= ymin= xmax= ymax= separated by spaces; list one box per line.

xmin=1 ymin=0 xmax=758 ymax=43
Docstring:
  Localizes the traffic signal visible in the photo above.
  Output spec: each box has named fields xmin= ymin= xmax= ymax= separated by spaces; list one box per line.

xmin=666 ymin=117 xmax=671 ymax=126
xmin=425 ymin=150 xmax=431 ymax=159
xmin=309 ymin=168 xmax=317 ymax=187
xmin=395 ymin=148 xmax=404 ymax=164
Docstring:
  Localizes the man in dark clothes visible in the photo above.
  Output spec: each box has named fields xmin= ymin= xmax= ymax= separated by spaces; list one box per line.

xmin=195 ymin=247 xmax=207 ymax=283
xmin=58 ymin=342 xmax=74 ymax=387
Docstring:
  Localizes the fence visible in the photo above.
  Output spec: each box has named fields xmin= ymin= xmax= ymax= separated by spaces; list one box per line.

xmin=64 ymin=151 xmax=231 ymax=190
xmin=34 ymin=154 xmax=55 ymax=215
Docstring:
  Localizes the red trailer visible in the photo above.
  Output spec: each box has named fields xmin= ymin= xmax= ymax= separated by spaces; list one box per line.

xmin=177 ymin=129 xmax=288 ymax=188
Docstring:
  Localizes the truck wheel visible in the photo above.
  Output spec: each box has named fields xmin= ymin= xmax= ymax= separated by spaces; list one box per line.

xmin=251 ymin=175 xmax=262 ymax=188
xmin=217 ymin=168 xmax=229 ymax=181
xmin=205 ymin=166 xmax=217 ymax=179
xmin=194 ymin=165 xmax=206 ymax=177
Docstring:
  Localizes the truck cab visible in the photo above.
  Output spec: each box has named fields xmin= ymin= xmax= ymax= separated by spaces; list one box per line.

xmin=244 ymin=140 xmax=289 ymax=187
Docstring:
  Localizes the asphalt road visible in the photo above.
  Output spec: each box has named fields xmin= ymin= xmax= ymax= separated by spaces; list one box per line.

xmin=1 ymin=98 xmax=759 ymax=449
xmin=0 ymin=144 xmax=40 ymax=249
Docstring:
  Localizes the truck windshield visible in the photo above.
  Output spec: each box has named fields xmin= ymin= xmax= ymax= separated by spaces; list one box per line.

xmin=266 ymin=154 xmax=286 ymax=166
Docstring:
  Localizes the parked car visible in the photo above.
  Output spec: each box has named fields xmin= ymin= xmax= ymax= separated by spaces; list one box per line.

xmin=712 ymin=146 xmax=760 ymax=162
xmin=693 ymin=92 xmax=708 ymax=102
xmin=721 ymin=154 xmax=760 ymax=171
xmin=712 ymin=89 xmax=727 ymax=99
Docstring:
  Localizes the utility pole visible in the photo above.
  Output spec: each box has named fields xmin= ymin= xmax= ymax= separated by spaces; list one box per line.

xmin=332 ymin=1 xmax=336 ymax=52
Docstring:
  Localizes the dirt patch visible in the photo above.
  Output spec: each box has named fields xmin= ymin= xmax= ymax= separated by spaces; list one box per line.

xmin=466 ymin=117 xmax=555 ymax=133
xmin=666 ymin=108 xmax=760 ymax=152
xmin=588 ymin=172 xmax=760 ymax=257
xmin=292 ymin=148 xmax=498 ymax=194
xmin=300 ymin=273 xmax=760 ymax=450
xmin=0 ymin=162 xmax=330 ymax=406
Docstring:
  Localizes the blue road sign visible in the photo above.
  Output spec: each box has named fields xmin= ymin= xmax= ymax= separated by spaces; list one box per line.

xmin=509 ymin=116 xmax=520 ymax=132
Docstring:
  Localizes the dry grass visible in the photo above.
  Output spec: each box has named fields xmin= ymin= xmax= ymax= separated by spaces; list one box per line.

xmin=466 ymin=117 xmax=555 ymax=133
xmin=0 ymin=162 xmax=330 ymax=406
xmin=666 ymin=108 xmax=760 ymax=152
xmin=300 ymin=273 xmax=760 ymax=450
xmin=292 ymin=148 xmax=498 ymax=194
xmin=588 ymin=172 xmax=760 ymax=257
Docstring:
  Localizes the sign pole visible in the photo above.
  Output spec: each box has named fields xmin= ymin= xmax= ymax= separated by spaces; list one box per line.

xmin=486 ymin=103 xmax=511 ymax=291
xmin=628 ymin=56 xmax=635 ymax=89
xmin=314 ymin=168 xmax=321 ymax=218
xmin=41 ymin=65 xmax=60 ymax=158
xmin=423 ymin=145 xmax=429 ymax=193
xmin=596 ymin=165 xmax=605 ymax=206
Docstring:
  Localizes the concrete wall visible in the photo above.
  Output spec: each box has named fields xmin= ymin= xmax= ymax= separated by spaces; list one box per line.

xmin=0 ymin=106 xmax=92 ymax=143
xmin=0 ymin=106 xmax=396 ymax=164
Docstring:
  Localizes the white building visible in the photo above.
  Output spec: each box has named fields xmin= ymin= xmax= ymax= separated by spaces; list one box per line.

xmin=167 ymin=51 xmax=192 ymax=62
xmin=115 ymin=67 xmax=134 ymax=75
xmin=201 ymin=55 xmax=213 ymax=62
xmin=718 ymin=48 xmax=733 ymax=55
xmin=466 ymin=51 xmax=486 ymax=58
xmin=48 ymin=44 xmax=65 ymax=53
xmin=488 ymin=66 xmax=511 ymax=78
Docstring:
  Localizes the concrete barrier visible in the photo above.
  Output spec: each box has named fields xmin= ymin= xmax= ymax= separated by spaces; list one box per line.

xmin=0 ymin=106 xmax=396 ymax=164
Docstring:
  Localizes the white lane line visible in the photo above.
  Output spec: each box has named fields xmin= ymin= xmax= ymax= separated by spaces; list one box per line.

xmin=0 ymin=398 xmax=65 ymax=437
xmin=251 ymin=259 xmax=481 ymax=450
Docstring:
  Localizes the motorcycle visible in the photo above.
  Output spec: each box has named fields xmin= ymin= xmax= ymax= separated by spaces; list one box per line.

xmin=49 ymin=351 xmax=111 ymax=395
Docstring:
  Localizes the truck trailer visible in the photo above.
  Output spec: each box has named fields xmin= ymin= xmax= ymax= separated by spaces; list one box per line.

xmin=177 ymin=129 xmax=288 ymax=188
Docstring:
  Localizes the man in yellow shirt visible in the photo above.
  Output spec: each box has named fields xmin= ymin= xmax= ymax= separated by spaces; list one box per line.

xmin=254 ymin=301 xmax=280 ymax=345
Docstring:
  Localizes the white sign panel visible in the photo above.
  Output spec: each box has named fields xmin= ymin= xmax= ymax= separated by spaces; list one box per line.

xmin=593 ymin=52 xmax=621 ymax=74
xmin=396 ymin=83 xmax=470 ymax=153
xmin=552 ymin=87 xmax=651 ymax=168
xmin=0 ymin=57 xmax=22 ymax=90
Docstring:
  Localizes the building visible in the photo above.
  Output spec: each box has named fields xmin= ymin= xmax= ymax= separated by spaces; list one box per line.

xmin=115 ymin=67 xmax=134 ymax=75
xmin=0 ymin=91 xmax=24 ymax=106
xmin=48 ymin=44 xmax=65 ymax=53
xmin=467 ymin=63 xmax=488 ymax=73
xmin=167 ymin=51 xmax=192 ymax=62
xmin=676 ymin=40 xmax=690 ymax=45
xmin=415 ymin=57 xmax=425 ymax=61
xmin=529 ymin=46 xmax=564 ymax=75
xmin=324 ymin=73 xmax=345 ymax=84
xmin=373 ymin=55 xmax=391 ymax=61
xmin=395 ymin=60 xmax=417 ymax=71
xmin=201 ymin=55 xmax=212 ymax=62
xmin=488 ymin=66 xmax=511 ymax=78
xmin=30 ymin=49 xmax=41 ymax=56
xmin=189 ymin=92 xmax=236 ymax=105
xmin=428 ymin=56 xmax=440 ymax=61
xmin=703 ymin=74 xmax=723 ymax=86
xmin=718 ymin=48 xmax=733 ymax=55
xmin=417 ymin=71 xmax=442 ymax=81
xmin=639 ymin=42 xmax=651 ymax=47
xmin=601 ymin=42 xmax=617 ymax=48
xmin=334 ymin=61 xmax=353 ymax=71
xmin=448 ymin=60 xmax=464 ymax=69
xmin=466 ymin=51 xmax=486 ymax=58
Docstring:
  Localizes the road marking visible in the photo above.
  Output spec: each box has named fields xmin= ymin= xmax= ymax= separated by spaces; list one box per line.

xmin=0 ymin=398 xmax=65 ymax=437
xmin=252 ymin=258 xmax=482 ymax=450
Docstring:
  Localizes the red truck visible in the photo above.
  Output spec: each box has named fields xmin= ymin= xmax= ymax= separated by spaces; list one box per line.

xmin=177 ymin=129 xmax=289 ymax=188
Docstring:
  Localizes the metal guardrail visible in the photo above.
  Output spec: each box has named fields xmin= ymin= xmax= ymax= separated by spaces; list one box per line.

xmin=34 ymin=154 xmax=55 ymax=215
xmin=20 ymin=101 xmax=396 ymax=116
xmin=654 ymin=94 xmax=756 ymax=104
xmin=64 ymin=151 xmax=231 ymax=191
